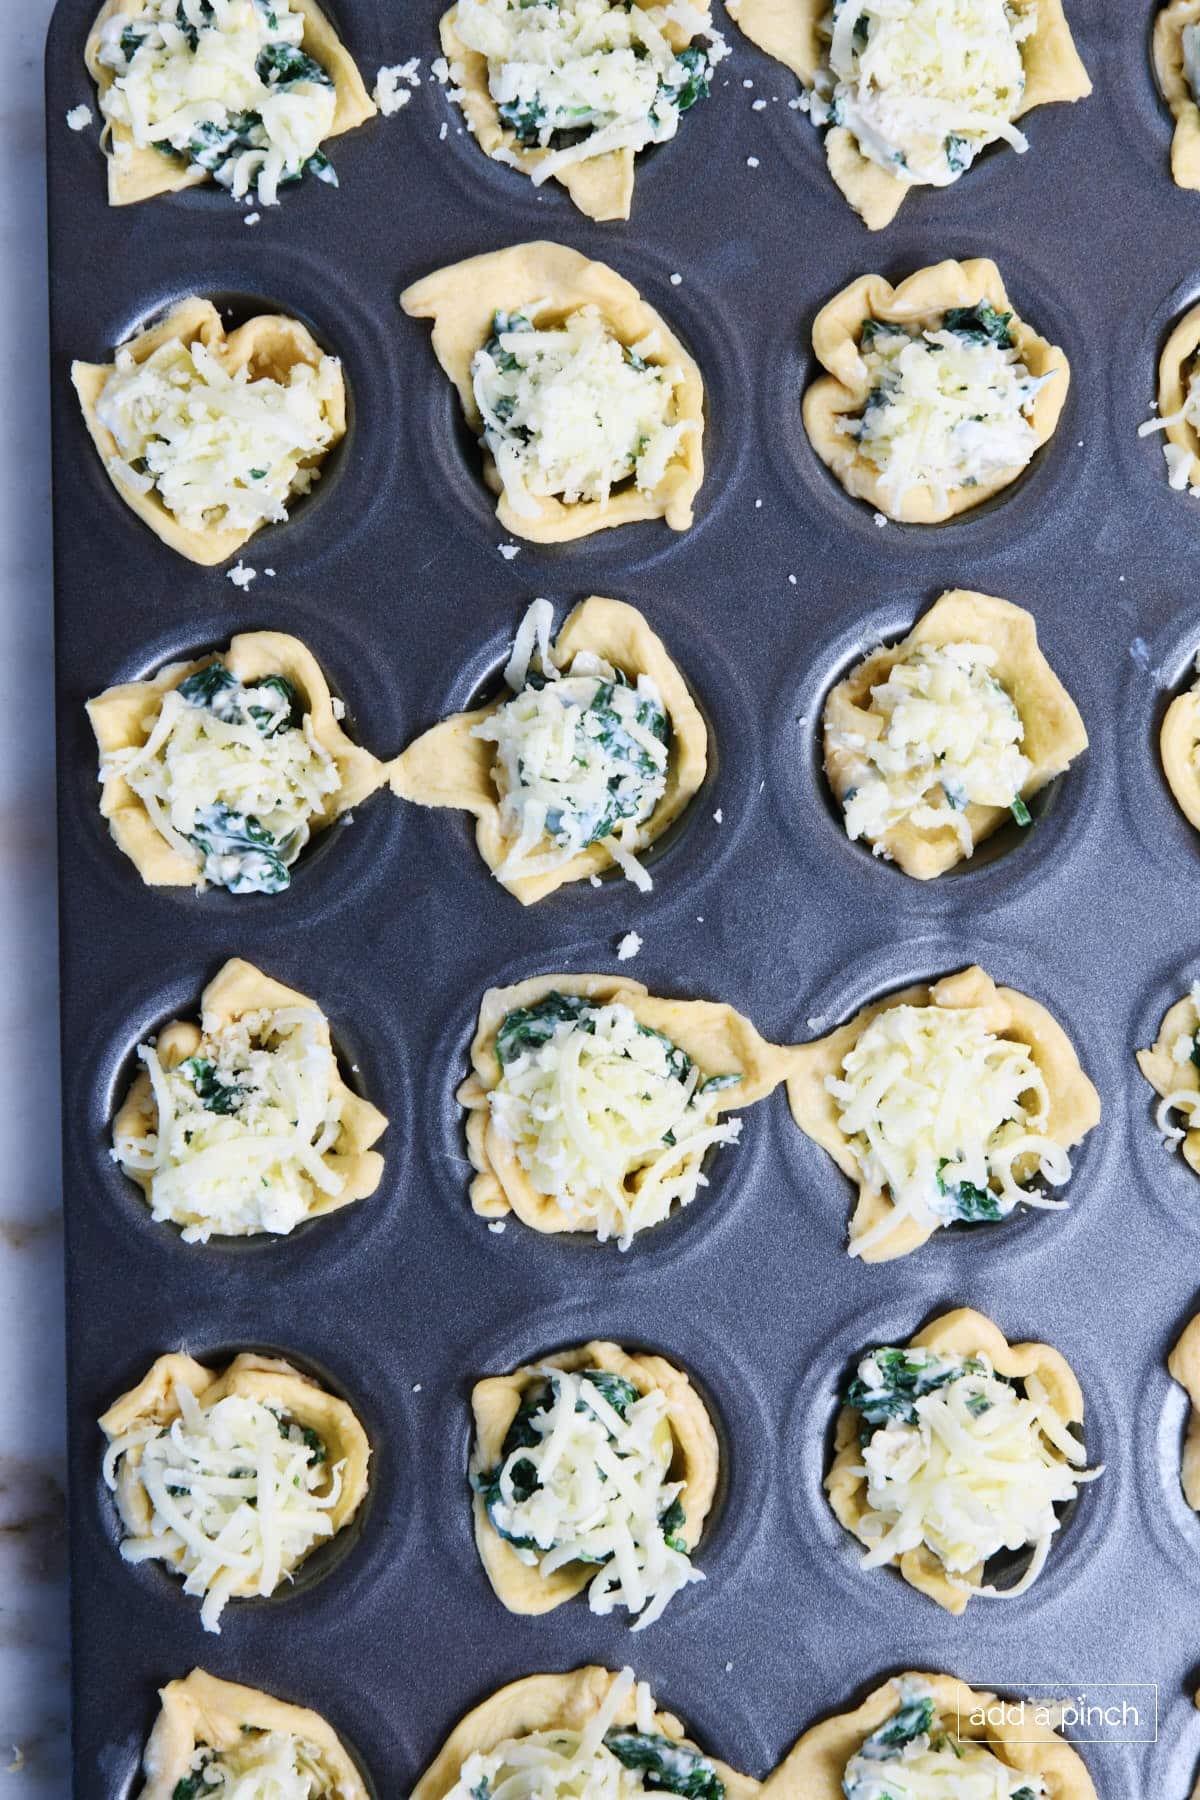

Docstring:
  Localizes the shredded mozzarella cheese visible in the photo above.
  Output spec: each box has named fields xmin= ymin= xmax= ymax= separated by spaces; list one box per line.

xmin=471 ymin=305 xmax=693 ymax=516
xmin=95 ymin=0 xmax=338 ymax=206
xmin=113 ymin=1001 xmax=346 ymax=1240
xmin=828 ymin=1001 xmax=1070 ymax=1256
xmin=830 ymin=640 xmax=1030 ymax=854
xmin=168 ymin=1730 xmax=333 ymax=1797
xmin=102 ymin=1385 xmax=344 ymax=1632
xmin=843 ymin=1677 xmax=1046 ymax=1798
xmin=1152 ymin=979 xmax=1200 ymax=1146
xmin=1139 ymin=349 xmax=1200 ymax=490
xmin=96 ymin=332 xmax=341 ymax=532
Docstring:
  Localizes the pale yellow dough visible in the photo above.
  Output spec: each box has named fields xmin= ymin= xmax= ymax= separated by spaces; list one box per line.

xmin=441 ymin=0 xmax=712 ymax=220
xmin=85 ymin=0 xmax=376 ymax=207
xmin=100 ymin=1351 xmax=371 ymax=1603
xmin=823 ymin=588 xmax=1087 ymax=879
xmin=458 ymin=971 xmax=793 ymax=1233
xmin=761 ymin=1669 xmax=1097 ymax=1798
xmin=826 ymin=1307 xmax=1087 ymax=1615
xmin=1152 ymin=300 xmax=1200 ymax=492
xmin=1162 ymin=667 xmax=1200 ymax=833
xmin=725 ymin=0 xmax=1089 ymax=229
xmin=411 ymin=1667 xmax=761 ymax=1800
xmin=112 ymin=957 xmax=388 ymax=1229
xmin=390 ymin=596 xmax=707 ymax=903
xmin=785 ymin=964 xmax=1100 ymax=1262
xmin=470 ymin=1339 xmax=719 ymax=1614
xmin=400 ymin=241 xmax=705 ymax=543
xmin=71 ymin=297 xmax=347 ymax=565
xmin=87 ymin=630 xmax=391 ymax=889
xmin=136 ymin=1669 xmax=369 ymax=1800
xmin=1169 ymin=1312 xmax=1200 ymax=1513
xmin=803 ymin=258 xmax=1069 ymax=523
xmin=1137 ymin=987 xmax=1200 ymax=1178
xmin=1155 ymin=0 xmax=1200 ymax=189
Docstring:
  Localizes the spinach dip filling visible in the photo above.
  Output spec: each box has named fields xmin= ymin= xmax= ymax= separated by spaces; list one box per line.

xmin=453 ymin=0 xmax=724 ymax=180
xmin=153 ymin=1728 xmax=337 ymax=1797
xmin=95 ymin=0 xmax=340 ymax=204
xmin=100 ymin=661 xmax=340 ymax=894
xmin=845 ymin=301 xmax=1052 ymax=509
xmin=473 ymin=1365 xmax=701 ymax=1627
xmin=842 ymin=1677 xmax=1046 ymax=1798
xmin=1149 ymin=979 xmax=1200 ymax=1148
xmin=488 ymin=990 xmax=742 ymax=1246
xmin=471 ymin=304 xmax=694 ymax=517
xmin=844 ymin=1347 xmax=1098 ymax=1598
xmin=475 ymin=599 xmax=671 ymax=891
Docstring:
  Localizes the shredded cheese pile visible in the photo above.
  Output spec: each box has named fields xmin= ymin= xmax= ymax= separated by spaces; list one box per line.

xmin=113 ymin=1002 xmax=346 ymax=1240
xmin=830 ymin=641 xmax=1030 ymax=854
xmin=473 ymin=599 xmax=670 ymax=891
xmin=472 ymin=305 xmax=692 ymax=517
xmin=843 ymin=1677 xmax=1046 ymax=1798
xmin=102 ymin=1386 xmax=344 ymax=1632
xmin=805 ymin=0 xmax=1033 ymax=186
xmin=1152 ymin=979 xmax=1200 ymax=1146
xmin=489 ymin=997 xmax=741 ymax=1248
xmin=846 ymin=317 xmax=1050 ymax=509
xmin=169 ymin=1731 xmax=332 ymax=1796
xmin=827 ymin=1002 xmax=1069 ymax=1256
xmin=102 ymin=664 xmax=340 ymax=893
xmin=95 ymin=0 xmax=338 ymax=206
xmin=96 ymin=333 xmax=342 ymax=532
xmin=479 ymin=1366 xmax=701 ymax=1628
xmin=454 ymin=0 xmax=724 ymax=184
xmin=849 ymin=1350 xmax=1097 ymax=1598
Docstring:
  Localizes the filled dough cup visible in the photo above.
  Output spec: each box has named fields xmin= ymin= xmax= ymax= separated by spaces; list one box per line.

xmin=803 ymin=259 xmax=1069 ymax=523
xmin=823 ymin=589 xmax=1087 ymax=878
xmin=390 ymin=596 xmax=707 ymax=902
xmin=457 ymin=971 xmax=794 ymax=1246
xmin=135 ymin=1669 xmax=370 ymax=1800
xmin=87 ymin=630 xmax=394 ymax=894
xmin=72 ymin=298 xmax=346 ymax=564
xmin=401 ymin=241 xmax=705 ymax=542
xmin=1137 ymin=982 xmax=1200 ymax=1178
xmin=785 ymin=964 xmax=1100 ymax=1261
xmin=1155 ymin=0 xmax=1200 ymax=190
xmin=1169 ymin=1312 xmax=1200 ymax=1513
xmin=1142 ymin=300 xmax=1200 ymax=493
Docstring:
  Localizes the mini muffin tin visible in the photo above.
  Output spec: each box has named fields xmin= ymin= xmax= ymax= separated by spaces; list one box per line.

xmin=42 ymin=1 xmax=1200 ymax=1793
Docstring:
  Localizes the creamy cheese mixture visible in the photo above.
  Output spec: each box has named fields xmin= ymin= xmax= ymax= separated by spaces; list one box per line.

xmin=845 ymin=1346 xmax=1098 ymax=1599
xmin=475 ymin=1365 xmax=701 ymax=1628
xmin=830 ymin=640 xmax=1031 ymax=854
xmin=113 ymin=999 xmax=346 ymax=1240
xmin=473 ymin=599 xmax=670 ymax=891
xmin=444 ymin=1667 xmax=725 ymax=1800
xmin=453 ymin=0 xmax=724 ymax=184
xmin=95 ymin=331 xmax=342 ymax=533
xmin=95 ymin=0 xmax=339 ymax=206
xmin=1152 ymin=978 xmax=1200 ymax=1147
xmin=102 ymin=661 xmax=340 ymax=894
xmin=158 ymin=1731 xmax=334 ymax=1798
xmin=843 ymin=1677 xmax=1046 ymax=1799
xmin=487 ymin=992 xmax=741 ymax=1247
xmin=803 ymin=0 xmax=1034 ymax=187
xmin=827 ymin=1001 xmax=1070 ymax=1256
xmin=471 ymin=305 xmax=693 ymax=517
xmin=102 ymin=1384 xmax=344 ymax=1632
xmin=845 ymin=305 xmax=1052 ymax=510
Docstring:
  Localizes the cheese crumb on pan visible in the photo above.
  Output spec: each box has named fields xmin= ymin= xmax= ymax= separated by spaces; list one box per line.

xmin=66 ymin=103 xmax=94 ymax=130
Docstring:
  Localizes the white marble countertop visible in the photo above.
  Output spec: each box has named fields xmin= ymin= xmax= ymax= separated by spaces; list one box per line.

xmin=1 ymin=0 xmax=70 ymax=1787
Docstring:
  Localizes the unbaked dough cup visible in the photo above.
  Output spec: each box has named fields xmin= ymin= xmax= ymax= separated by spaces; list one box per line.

xmin=1128 ymin=953 xmax=1200 ymax=1243
xmin=1115 ymin=608 xmax=1200 ymax=878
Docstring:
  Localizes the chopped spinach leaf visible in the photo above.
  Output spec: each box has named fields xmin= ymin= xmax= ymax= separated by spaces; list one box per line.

xmin=246 ymin=673 xmax=303 ymax=736
xmin=936 ymin=1159 xmax=1004 ymax=1224
xmin=255 ymin=41 xmax=333 ymax=86
xmin=178 ymin=661 xmax=239 ymax=710
xmin=867 ymin=1695 xmax=935 ymax=1755
xmin=846 ymin=1347 xmax=984 ymax=1427
xmin=180 ymin=1055 xmax=245 ymax=1116
xmin=1010 ymin=795 xmax=1032 ymax=827
xmin=941 ymin=301 xmax=1015 ymax=348
xmin=188 ymin=803 xmax=292 ymax=895
xmin=602 ymin=1731 xmax=723 ymax=1800
xmin=495 ymin=991 xmax=595 ymax=1066
xmin=945 ymin=131 xmax=970 ymax=173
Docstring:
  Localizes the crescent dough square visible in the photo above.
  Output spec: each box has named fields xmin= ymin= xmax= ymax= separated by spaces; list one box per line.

xmin=412 ymin=1667 xmax=761 ymax=1800
xmin=136 ymin=1668 xmax=370 ymax=1800
xmin=85 ymin=0 xmax=376 ymax=207
xmin=113 ymin=957 xmax=388 ymax=1228
xmin=1155 ymin=0 xmax=1200 ymax=189
xmin=803 ymin=258 xmax=1070 ymax=522
xmin=439 ymin=0 xmax=713 ymax=221
xmin=458 ymin=971 xmax=793 ymax=1231
xmin=470 ymin=1339 xmax=719 ymax=1614
xmin=400 ymin=241 xmax=705 ymax=543
xmin=1137 ymin=987 xmax=1200 ymax=1177
xmin=87 ymin=630 xmax=391 ymax=889
xmin=71 ymin=297 xmax=347 ymax=565
xmin=725 ymin=0 xmax=1089 ymax=230
xmin=785 ymin=964 xmax=1101 ymax=1262
xmin=1152 ymin=300 xmax=1200 ymax=491
xmin=824 ymin=588 xmax=1087 ymax=879
xmin=826 ymin=1306 xmax=1088 ymax=1615
xmin=761 ymin=1668 xmax=1097 ymax=1798
xmin=99 ymin=1350 xmax=371 ymax=1601
xmin=390 ymin=596 xmax=707 ymax=903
